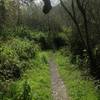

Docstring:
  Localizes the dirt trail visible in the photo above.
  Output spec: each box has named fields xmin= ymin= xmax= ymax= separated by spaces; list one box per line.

xmin=48 ymin=56 xmax=68 ymax=100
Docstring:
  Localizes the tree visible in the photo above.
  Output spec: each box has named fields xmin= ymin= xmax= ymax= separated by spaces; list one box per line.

xmin=0 ymin=0 xmax=6 ymax=32
xmin=42 ymin=0 xmax=52 ymax=14
xmin=59 ymin=0 xmax=100 ymax=78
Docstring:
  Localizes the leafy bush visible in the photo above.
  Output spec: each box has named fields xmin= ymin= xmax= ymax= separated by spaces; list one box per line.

xmin=0 ymin=45 xmax=21 ymax=79
xmin=0 ymin=27 xmax=36 ymax=41
xmin=18 ymin=81 xmax=32 ymax=100
xmin=7 ymin=38 xmax=38 ymax=60
xmin=53 ymin=33 xmax=68 ymax=49
xmin=15 ymin=27 xmax=33 ymax=40
xmin=0 ymin=38 xmax=39 ymax=80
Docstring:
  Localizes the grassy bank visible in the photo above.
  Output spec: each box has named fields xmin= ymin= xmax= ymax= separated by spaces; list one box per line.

xmin=55 ymin=52 xmax=99 ymax=100
xmin=1 ymin=52 xmax=52 ymax=100
xmin=15 ymin=52 xmax=52 ymax=100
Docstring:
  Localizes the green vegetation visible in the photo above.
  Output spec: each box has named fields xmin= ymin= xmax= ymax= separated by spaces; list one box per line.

xmin=0 ymin=26 xmax=52 ymax=100
xmin=0 ymin=35 xmax=38 ymax=79
xmin=0 ymin=0 xmax=100 ymax=99
xmin=0 ymin=51 xmax=52 ymax=100
xmin=13 ymin=52 xmax=52 ymax=100
xmin=55 ymin=51 xmax=99 ymax=100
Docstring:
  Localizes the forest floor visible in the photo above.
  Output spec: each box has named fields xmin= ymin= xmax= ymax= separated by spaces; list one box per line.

xmin=48 ymin=55 xmax=68 ymax=100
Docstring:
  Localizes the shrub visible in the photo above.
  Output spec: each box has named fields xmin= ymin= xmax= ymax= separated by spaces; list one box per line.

xmin=0 ymin=27 xmax=35 ymax=41
xmin=7 ymin=38 xmax=38 ymax=60
xmin=18 ymin=81 xmax=32 ymax=100
xmin=0 ymin=37 xmax=39 ymax=80
xmin=0 ymin=45 xmax=21 ymax=80
xmin=15 ymin=27 xmax=33 ymax=40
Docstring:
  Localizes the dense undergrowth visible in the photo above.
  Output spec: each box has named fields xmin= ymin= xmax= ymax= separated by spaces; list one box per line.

xmin=0 ymin=27 xmax=52 ymax=100
xmin=0 ymin=26 xmax=100 ymax=100
xmin=0 ymin=26 xmax=67 ymax=100
xmin=55 ymin=51 xmax=100 ymax=100
xmin=0 ymin=0 xmax=100 ymax=99
xmin=0 ymin=52 xmax=52 ymax=100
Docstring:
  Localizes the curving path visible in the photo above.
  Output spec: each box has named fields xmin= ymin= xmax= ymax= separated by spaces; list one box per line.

xmin=48 ymin=56 xmax=68 ymax=100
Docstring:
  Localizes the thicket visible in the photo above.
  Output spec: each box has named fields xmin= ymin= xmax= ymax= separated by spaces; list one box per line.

xmin=0 ymin=0 xmax=100 ymax=99
xmin=0 ymin=26 xmax=42 ymax=100
xmin=60 ymin=0 xmax=100 ymax=79
xmin=0 ymin=29 xmax=39 ymax=80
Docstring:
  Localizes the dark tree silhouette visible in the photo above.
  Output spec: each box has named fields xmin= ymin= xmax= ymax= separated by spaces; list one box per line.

xmin=42 ymin=0 xmax=52 ymax=14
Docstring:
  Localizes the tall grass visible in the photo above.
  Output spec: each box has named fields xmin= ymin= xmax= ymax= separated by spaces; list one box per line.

xmin=55 ymin=52 xmax=99 ymax=100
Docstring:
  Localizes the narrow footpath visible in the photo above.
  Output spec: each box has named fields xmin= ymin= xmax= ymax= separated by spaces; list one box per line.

xmin=48 ymin=56 xmax=68 ymax=100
